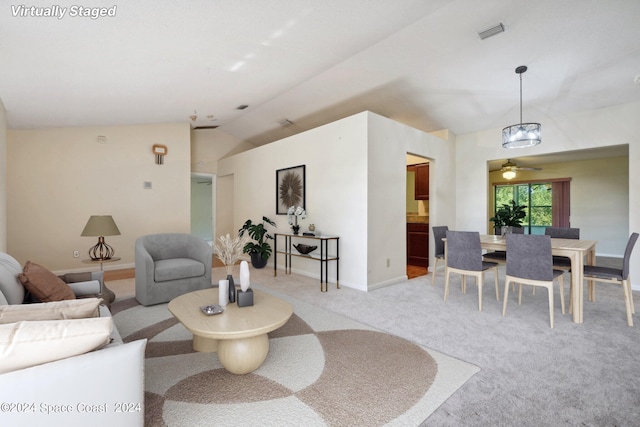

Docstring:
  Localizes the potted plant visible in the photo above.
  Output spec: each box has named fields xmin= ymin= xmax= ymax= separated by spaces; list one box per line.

xmin=238 ymin=216 xmax=276 ymax=268
xmin=490 ymin=200 xmax=526 ymax=235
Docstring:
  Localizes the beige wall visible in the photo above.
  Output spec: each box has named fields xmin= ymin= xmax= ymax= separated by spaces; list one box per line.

xmin=0 ymin=98 xmax=6 ymax=252
xmin=190 ymin=128 xmax=255 ymax=244
xmin=191 ymin=128 xmax=254 ymax=175
xmin=488 ymin=156 xmax=629 ymax=255
xmin=7 ymin=123 xmax=192 ymax=272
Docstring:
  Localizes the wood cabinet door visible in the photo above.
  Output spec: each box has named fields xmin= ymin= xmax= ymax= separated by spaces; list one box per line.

xmin=415 ymin=163 xmax=429 ymax=200
xmin=407 ymin=223 xmax=429 ymax=267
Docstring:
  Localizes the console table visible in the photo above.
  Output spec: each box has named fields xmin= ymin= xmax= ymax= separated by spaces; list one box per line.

xmin=274 ymin=233 xmax=339 ymax=292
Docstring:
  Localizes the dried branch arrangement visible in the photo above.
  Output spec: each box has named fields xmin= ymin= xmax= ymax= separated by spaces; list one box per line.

xmin=213 ymin=233 xmax=249 ymax=275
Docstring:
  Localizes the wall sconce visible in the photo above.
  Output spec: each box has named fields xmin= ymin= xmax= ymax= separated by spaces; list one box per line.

xmin=152 ymin=144 xmax=168 ymax=165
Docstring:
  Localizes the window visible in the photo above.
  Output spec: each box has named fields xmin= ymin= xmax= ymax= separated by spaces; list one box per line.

xmin=494 ymin=179 xmax=571 ymax=234
xmin=494 ymin=182 xmax=553 ymax=234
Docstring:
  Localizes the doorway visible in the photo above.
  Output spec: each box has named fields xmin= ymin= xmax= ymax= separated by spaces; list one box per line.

xmin=191 ymin=173 xmax=216 ymax=246
xmin=406 ymin=154 xmax=430 ymax=279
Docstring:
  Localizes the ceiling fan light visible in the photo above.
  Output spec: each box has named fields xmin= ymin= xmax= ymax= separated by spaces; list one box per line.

xmin=502 ymin=170 xmax=516 ymax=180
xmin=502 ymin=122 xmax=541 ymax=148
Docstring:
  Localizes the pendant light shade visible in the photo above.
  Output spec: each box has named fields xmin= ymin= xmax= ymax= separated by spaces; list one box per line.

xmin=502 ymin=66 xmax=541 ymax=149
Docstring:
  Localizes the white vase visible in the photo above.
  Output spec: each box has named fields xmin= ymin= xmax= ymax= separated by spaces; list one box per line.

xmin=240 ymin=260 xmax=250 ymax=292
xmin=218 ymin=279 xmax=228 ymax=306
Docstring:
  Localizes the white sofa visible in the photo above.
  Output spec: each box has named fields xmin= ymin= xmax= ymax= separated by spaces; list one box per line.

xmin=0 ymin=252 xmax=146 ymax=427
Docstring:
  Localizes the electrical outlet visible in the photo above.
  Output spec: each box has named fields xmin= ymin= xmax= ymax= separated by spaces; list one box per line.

xmin=73 ymin=250 xmax=80 ymax=258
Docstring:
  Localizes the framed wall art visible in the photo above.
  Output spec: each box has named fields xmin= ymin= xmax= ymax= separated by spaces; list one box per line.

xmin=276 ymin=165 xmax=305 ymax=214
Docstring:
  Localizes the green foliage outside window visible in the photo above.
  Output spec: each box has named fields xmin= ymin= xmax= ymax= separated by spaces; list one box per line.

xmin=494 ymin=183 xmax=552 ymax=233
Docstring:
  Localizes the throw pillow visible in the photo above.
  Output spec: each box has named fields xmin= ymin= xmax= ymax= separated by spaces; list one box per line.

xmin=0 ymin=317 xmax=112 ymax=374
xmin=0 ymin=298 xmax=103 ymax=324
xmin=18 ymin=261 xmax=76 ymax=302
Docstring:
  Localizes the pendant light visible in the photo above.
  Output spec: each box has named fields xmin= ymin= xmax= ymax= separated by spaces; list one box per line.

xmin=502 ymin=65 xmax=541 ymax=148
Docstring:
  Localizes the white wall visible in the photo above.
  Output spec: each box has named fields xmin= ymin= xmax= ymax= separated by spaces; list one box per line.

xmin=457 ymin=101 xmax=640 ymax=289
xmin=7 ymin=123 xmax=192 ymax=271
xmin=0 ymin=98 xmax=6 ymax=252
xmin=218 ymin=112 xmax=369 ymax=290
xmin=367 ymin=114 xmax=454 ymax=289
xmin=218 ymin=111 xmax=455 ymax=291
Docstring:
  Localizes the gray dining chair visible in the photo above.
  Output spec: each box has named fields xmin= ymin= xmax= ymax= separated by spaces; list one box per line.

xmin=545 ymin=226 xmax=580 ymax=269
xmin=444 ymin=230 xmax=499 ymax=311
xmin=544 ymin=226 xmax=580 ymax=301
xmin=482 ymin=226 xmax=525 ymax=263
xmin=582 ymin=232 xmax=638 ymax=326
xmin=431 ymin=226 xmax=448 ymax=286
xmin=503 ymin=234 xmax=565 ymax=328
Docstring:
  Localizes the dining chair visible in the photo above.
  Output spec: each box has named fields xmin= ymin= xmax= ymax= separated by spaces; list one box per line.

xmin=582 ymin=232 xmax=638 ymax=326
xmin=544 ymin=226 xmax=580 ymax=269
xmin=503 ymin=234 xmax=565 ymax=328
xmin=431 ymin=226 xmax=448 ymax=286
xmin=482 ymin=226 xmax=524 ymax=263
xmin=444 ymin=230 xmax=499 ymax=311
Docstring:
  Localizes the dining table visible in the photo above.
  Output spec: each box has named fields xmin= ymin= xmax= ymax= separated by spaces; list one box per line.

xmin=479 ymin=234 xmax=597 ymax=324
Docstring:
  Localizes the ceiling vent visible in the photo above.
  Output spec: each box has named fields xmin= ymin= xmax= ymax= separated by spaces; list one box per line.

xmin=278 ymin=119 xmax=294 ymax=127
xmin=193 ymin=125 xmax=219 ymax=130
xmin=478 ymin=23 xmax=505 ymax=40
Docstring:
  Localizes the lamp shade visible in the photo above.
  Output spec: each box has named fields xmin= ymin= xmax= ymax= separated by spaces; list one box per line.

xmin=81 ymin=215 xmax=121 ymax=237
xmin=502 ymin=65 xmax=541 ymax=149
xmin=502 ymin=123 xmax=541 ymax=148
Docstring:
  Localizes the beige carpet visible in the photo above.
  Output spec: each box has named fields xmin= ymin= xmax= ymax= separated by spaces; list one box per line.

xmin=110 ymin=278 xmax=478 ymax=427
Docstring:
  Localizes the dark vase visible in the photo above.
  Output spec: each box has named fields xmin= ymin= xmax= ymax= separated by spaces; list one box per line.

xmin=250 ymin=252 xmax=268 ymax=269
xmin=227 ymin=274 xmax=236 ymax=303
xmin=292 ymin=225 xmax=300 ymax=235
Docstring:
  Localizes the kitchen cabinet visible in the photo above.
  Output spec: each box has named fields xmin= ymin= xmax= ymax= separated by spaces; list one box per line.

xmin=407 ymin=223 xmax=429 ymax=267
xmin=414 ymin=163 xmax=429 ymax=200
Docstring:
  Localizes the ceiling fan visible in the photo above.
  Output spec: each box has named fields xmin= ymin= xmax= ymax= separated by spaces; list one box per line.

xmin=491 ymin=159 xmax=542 ymax=179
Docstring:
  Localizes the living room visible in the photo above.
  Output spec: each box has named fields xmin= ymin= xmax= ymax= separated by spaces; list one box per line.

xmin=1 ymin=1 xmax=640 ymax=426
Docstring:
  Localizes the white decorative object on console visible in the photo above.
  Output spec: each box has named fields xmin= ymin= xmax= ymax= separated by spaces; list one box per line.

xmin=240 ymin=261 xmax=250 ymax=292
xmin=218 ymin=280 xmax=228 ymax=307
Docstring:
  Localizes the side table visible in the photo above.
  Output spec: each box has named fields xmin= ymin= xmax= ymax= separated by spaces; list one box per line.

xmin=274 ymin=234 xmax=339 ymax=292
xmin=81 ymin=257 xmax=120 ymax=305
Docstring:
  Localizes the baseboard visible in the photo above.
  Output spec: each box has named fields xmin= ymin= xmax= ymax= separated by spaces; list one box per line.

xmin=367 ymin=275 xmax=409 ymax=291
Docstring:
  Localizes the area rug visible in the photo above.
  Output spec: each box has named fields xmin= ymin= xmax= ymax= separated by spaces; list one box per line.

xmin=111 ymin=283 xmax=479 ymax=426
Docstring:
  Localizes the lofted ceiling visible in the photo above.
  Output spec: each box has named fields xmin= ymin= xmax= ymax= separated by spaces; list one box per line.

xmin=1 ymin=0 xmax=639 ymax=148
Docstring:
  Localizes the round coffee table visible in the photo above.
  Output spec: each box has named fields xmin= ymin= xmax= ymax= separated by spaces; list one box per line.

xmin=168 ymin=288 xmax=292 ymax=375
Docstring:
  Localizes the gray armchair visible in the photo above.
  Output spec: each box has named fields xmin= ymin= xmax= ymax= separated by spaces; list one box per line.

xmin=135 ymin=233 xmax=212 ymax=306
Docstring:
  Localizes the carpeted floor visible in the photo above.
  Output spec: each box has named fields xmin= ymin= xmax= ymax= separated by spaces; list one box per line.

xmin=111 ymin=281 xmax=479 ymax=426
xmin=109 ymin=264 xmax=640 ymax=426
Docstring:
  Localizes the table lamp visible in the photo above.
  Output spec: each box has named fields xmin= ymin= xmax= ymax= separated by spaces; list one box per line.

xmin=81 ymin=215 xmax=121 ymax=260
